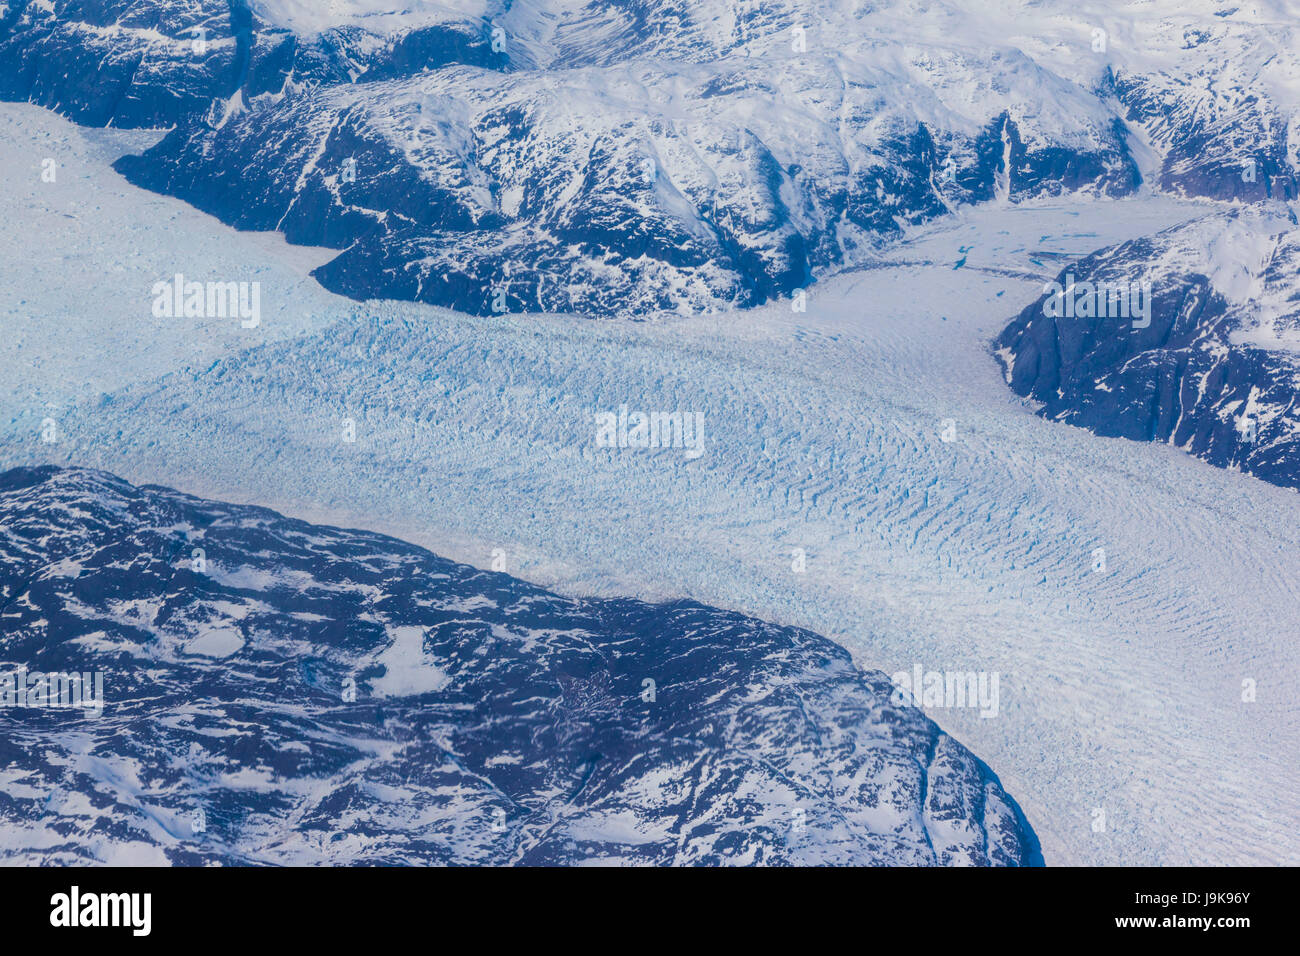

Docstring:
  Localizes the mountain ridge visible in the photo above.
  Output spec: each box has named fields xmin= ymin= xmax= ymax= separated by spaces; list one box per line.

xmin=17 ymin=0 xmax=1297 ymax=316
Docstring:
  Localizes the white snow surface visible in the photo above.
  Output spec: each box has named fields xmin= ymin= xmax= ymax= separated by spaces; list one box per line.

xmin=371 ymin=625 xmax=452 ymax=697
xmin=3 ymin=103 xmax=1299 ymax=866
xmin=250 ymin=0 xmax=493 ymax=37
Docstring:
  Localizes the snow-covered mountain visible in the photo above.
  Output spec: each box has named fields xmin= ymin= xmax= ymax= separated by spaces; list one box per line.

xmin=0 ymin=465 xmax=1040 ymax=865
xmin=4 ymin=2 xmax=1300 ymax=870
xmin=995 ymin=204 xmax=1300 ymax=489
xmin=8 ymin=1 xmax=1297 ymax=316
xmin=0 ymin=0 xmax=505 ymax=127
xmin=6 ymin=100 xmax=1300 ymax=866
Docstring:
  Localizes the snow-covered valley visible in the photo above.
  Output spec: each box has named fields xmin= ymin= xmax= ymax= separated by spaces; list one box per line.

xmin=3 ymin=102 xmax=1298 ymax=866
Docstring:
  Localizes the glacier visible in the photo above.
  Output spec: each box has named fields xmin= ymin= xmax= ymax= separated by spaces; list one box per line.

xmin=2 ymin=101 xmax=1298 ymax=866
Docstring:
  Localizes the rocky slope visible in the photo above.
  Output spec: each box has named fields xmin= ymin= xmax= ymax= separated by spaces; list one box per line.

xmin=995 ymin=204 xmax=1300 ymax=490
xmin=0 ymin=466 xmax=1040 ymax=865
xmin=21 ymin=0 xmax=1278 ymax=314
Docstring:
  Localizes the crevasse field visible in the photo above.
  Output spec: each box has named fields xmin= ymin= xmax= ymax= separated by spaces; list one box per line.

xmin=4 ymin=103 xmax=1297 ymax=866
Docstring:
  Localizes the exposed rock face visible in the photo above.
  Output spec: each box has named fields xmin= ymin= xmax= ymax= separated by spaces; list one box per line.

xmin=1 ymin=1 xmax=1160 ymax=316
xmin=0 ymin=466 xmax=1040 ymax=866
xmin=5 ymin=2 xmax=1296 ymax=316
xmin=995 ymin=207 xmax=1300 ymax=491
